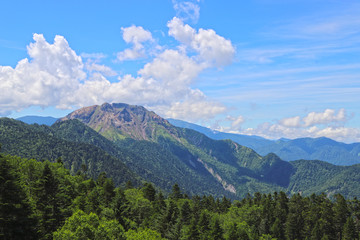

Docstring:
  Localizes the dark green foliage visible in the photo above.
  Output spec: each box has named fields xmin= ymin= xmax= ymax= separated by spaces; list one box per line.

xmin=0 ymin=156 xmax=37 ymax=240
xmin=342 ymin=217 xmax=357 ymax=240
xmin=210 ymin=217 xmax=224 ymax=240
xmin=142 ymin=182 xmax=156 ymax=202
xmin=2 ymin=152 xmax=360 ymax=240
xmin=36 ymin=162 xmax=62 ymax=239
xmin=0 ymin=118 xmax=140 ymax=188
xmin=3 ymin=117 xmax=360 ymax=200
xmin=170 ymin=183 xmax=182 ymax=200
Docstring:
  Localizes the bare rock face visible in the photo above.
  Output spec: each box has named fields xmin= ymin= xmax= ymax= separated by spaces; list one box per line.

xmin=58 ymin=103 xmax=175 ymax=141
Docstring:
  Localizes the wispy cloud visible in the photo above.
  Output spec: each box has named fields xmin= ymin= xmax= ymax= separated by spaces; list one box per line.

xmin=172 ymin=0 xmax=200 ymax=23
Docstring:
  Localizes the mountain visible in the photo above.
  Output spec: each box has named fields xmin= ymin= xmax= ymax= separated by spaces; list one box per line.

xmin=2 ymin=103 xmax=360 ymax=199
xmin=0 ymin=117 xmax=140 ymax=187
xmin=55 ymin=102 xmax=360 ymax=199
xmin=16 ymin=115 xmax=58 ymax=125
xmin=168 ymin=119 xmax=360 ymax=166
xmin=255 ymin=137 xmax=360 ymax=166
xmin=167 ymin=118 xmax=273 ymax=150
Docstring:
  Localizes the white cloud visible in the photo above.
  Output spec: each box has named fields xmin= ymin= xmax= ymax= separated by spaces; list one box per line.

xmin=1 ymin=16 xmax=235 ymax=122
xmin=85 ymin=62 xmax=117 ymax=77
xmin=172 ymin=0 xmax=200 ymax=23
xmin=240 ymin=108 xmax=358 ymax=143
xmin=227 ymin=115 xmax=245 ymax=130
xmin=160 ymin=89 xmax=227 ymax=122
xmin=139 ymin=49 xmax=205 ymax=87
xmin=167 ymin=17 xmax=235 ymax=67
xmin=81 ymin=52 xmax=107 ymax=60
xmin=279 ymin=116 xmax=302 ymax=128
xmin=117 ymin=25 xmax=154 ymax=61
xmin=303 ymin=108 xmax=346 ymax=127
xmin=0 ymin=34 xmax=85 ymax=113
xmin=277 ymin=109 xmax=347 ymax=128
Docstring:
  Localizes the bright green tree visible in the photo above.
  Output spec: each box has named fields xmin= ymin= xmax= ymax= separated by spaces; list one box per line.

xmin=53 ymin=209 xmax=125 ymax=240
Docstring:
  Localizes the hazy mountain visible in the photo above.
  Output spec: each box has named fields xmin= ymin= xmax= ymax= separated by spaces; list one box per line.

xmin=167 ymin=118 xmax=273 ymax=150
xmin=168 ymin=118 xmax=360 ymax=166
xmin=54 ymin=102 xmax=360 ymax=198
xmin=16 ymin=115 xmax=58 ymax=125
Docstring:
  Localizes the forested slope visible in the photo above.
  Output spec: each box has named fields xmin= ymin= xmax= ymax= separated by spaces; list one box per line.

xmin=1 ymin=153 xmax=360 ymax=240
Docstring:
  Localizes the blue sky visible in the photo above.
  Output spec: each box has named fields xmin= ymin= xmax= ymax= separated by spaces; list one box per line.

xmin=1 ymin=0 xmax=360 ymax=142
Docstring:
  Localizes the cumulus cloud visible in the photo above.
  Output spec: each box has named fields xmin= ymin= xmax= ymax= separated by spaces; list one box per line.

xmin=139 ymin=49 xmax=205 ymax=87
xmin=227 ymin=115 xmax=245 ymax=130
xmin=85 ymin=59 xmax=117 ymax=77
xmin=168 ymin=17 xmax=235 ymax=67
xmin=241 ymin=108 xmax=358 ymax=143
xmin=173 ymin=0 xmax=200 ymax=23
xmin=278 ymin=109 xmax=347 ymax=128
xmin=117 ymin=25 xmax=154 ymax=61
xmin=0 ymin=34 xmax=85 ymax=114
xmin=160 ymin=89 xmax=227 ymax=122
xmin=303 ymin=108 xmax=346 ymax=127
xmin=0 ymin=18 xmax=234 ymax=121
xmin=278 ymin=116 xmax=302 ymax=128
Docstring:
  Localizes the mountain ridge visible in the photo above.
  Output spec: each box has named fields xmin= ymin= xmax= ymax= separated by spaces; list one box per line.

xmin=3 ymin=103 xmax=360 ymax=199
xmin=168 ymin=118 xmax=360 ymax=165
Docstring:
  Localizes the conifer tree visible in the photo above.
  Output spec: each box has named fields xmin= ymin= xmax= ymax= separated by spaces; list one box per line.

xmin=210 ymin=217 xmax=224 ymax=240
xmin=270 ymin=217 xmax=284 ymax=240
xmin=170 ymin=183 xmax=182 ymax=200
xmin=184 ymin=217 xmax=200 ymax=240
xmin=0 ymin=156 xmax=37 ymax=240
xmin=227 ymin=223 xmax=239 ymax=240
xmin=341 ymin=217 xmax=357 ymax=240
xmin=180 ymin=201 xmax=192 ymax=225
xmin=36 ymin=162 xmax=61 ymax=239
xmin=142 ymin=182 xmax=156 ymax=202
xmin=333 ymin=194 xmax=350 ymax=239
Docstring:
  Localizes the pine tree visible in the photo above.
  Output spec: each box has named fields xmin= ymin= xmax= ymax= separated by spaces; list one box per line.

xmin=102 ymin=178 xmax=115 ymax=206
xmin=180 ymin=201 xmax=192 ymax=225
xmin=285 ymin=194 xmax=304 ymax=240
xmin=270 ymin=217 xmax=284 ymax=240
xmin=0 ymin=156 xmax=37 ymax=240
xmin=227 ymin=223 xmax=239 ymax=240
xmin=36 ymin=162 xmax=61 ymax=239
xmin=333 ymin=194 xmax=350 ymax=239
xmin=142 ymin=182 xmax=156 ymax=202
xmin=184 ymin=217 xmax=200 ymax=240
xmin=112 ymin=188 xmax=130 ymax=230
xmin=210 ymin=217 xmax=224 ymax=240
xmin=198 ymin=210 xmax=211 ymax=234
xmin=341 ymin=217 xmax=357 ymax=240
xmin=170 ymin=183 xmax=182 ymax=200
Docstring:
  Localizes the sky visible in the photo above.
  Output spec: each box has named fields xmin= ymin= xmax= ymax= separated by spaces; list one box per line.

xmin=1 ymin=0 xmax=360 ymax=143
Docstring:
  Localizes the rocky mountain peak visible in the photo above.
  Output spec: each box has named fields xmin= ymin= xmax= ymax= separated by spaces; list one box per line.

xmin=58 ymin=103 xmax=174 ymax=141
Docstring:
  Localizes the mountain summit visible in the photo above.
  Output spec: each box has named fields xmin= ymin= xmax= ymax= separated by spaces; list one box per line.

xmin=59 ymin=103 xmax=175 ymax=141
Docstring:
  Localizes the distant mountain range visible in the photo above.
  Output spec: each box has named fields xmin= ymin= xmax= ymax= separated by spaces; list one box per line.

xmin=14 ymin=114 xmax=360 ymax=166
xmin=168 ymin=119 xmax=360 ymax=166
xmin=2 ymin=102 xmax=360 ymax=199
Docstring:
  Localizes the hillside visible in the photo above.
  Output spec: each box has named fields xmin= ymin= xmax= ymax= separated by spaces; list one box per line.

xmin=2 ymin=103 xmax=360 ymax=199
xmin=0 ymin=117 xmax=140 ymax=187
xmin=55 ymin=102 xmax=360 ymax=199
xmin=3 ymin=153 xmax=359 ymax=240
xmin=169 ymin=119 xmax=360 ymax=166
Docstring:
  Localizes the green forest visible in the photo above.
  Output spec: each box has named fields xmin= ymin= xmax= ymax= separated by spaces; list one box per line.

xmin=1 ymin=152 xmax=360 ymax=240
